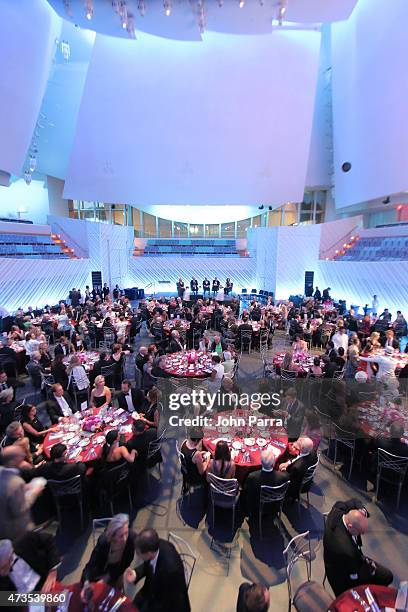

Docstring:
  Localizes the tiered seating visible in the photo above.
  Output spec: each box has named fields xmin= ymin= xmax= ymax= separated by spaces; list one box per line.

xmin=135 ymin=239 xmax=246 ymax=257
xmin=0 ymin=232 xmax=76 ymax=259
xmin=338 ymin=235 xmax=408 ymax=261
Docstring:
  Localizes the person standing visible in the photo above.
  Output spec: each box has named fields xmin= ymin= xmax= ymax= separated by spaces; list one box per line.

xmin=190 ymin=278 xmax=198 ymax=297
xmin=102 ymin=283 xmax=110 ymax=299
xmin=176 ymin=278 xmax=185 ymax=299
xmin=203 ymin=278 xmax=210 ymax=297
xmin=372 ymin=294 xmax=379 ymax=316
xmin=125 ymin=528 xmax=191 ymax=612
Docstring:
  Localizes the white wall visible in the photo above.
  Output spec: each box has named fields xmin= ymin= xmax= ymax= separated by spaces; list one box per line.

xmin=0 ymin=178 xmax=50 ymax=224
xmin=331 ymin=0 xmax=408 ymax=207
xmin=0 ymin=0 xmax=61 ymax=175
xmin=64 ymin=29 xmax=321 ymax=206
xmin=47 ymin=177 xmax=69 ymax=218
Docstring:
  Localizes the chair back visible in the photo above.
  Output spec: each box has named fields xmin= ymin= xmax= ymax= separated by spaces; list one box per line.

xmin=377 ymin=448 xmax=408 ymax=476
xmin=332 ymin=369 xmax=345 ymax=380
xmin=240 ymin=330 xmax=252 ymax=342
xmin=281 ymin=369 xmax=297 ymax=380
xmin=260 ymin=481 xmax=290 ymax=509
xmin=0 ymin=436 xmax=7 ymax=448
xmin=334 ymin=424 xmax=356 ymax=449
xmin=103 ymin=330 xmax=115 ymax=343
xmin=175 ymin=440 xmax=188 ymax=478
xmin=101 ymin=364 xmax=116 ymax=378
xmin=48 ymin=474 xmax=82 ymax=497
xmin=300 ymin=454 xmax=320 ymax=490
xmin=358 ymin=391 xmax=377 ymax=402
xmin=92 ymin=517 xmax=111 ymax=547
xmin=207 ymin=473 xmax=239 ymax=508
xmin=283 ymin=531 xmax=312 ymax=605
xmin=147 ymin=437 xmax=163 ymax=461
xmin=168 ymin=532 xmax=197 ymax=589
xmin=13 ymin=398 xmax=26 ymax=421
xmin=100 ymin=462 xmax=130 ymax=494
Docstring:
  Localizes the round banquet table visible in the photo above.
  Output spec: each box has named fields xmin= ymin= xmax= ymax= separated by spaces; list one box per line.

xmin=63 ymin=350 xmax=99 ymax=372
xmin=237 ymin=321 xmax=262 ymax=332
xmin=329 ymin=584 xmax=397 ymax=611
xmin=43 ymin=407 xmax=134 ymax=463
xmin=163 ymin=319 xmax=191 ymax=333
xmin=203 ymin=409 xmax=288 ymax=482
xmin=52 ymin=581 xmax=138 ymax=611
xmin=162 ymin=350 xmax=213 ymax=378
xmin=356 ymin=400 xmax=408 ymax=443
xmin=273 ymin=351 xmax=316 ymax=377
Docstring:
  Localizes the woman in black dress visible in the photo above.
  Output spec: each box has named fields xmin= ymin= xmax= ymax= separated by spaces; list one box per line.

xmin=51 ymin=353 xmax=69 ymax=389
xmin=20 ymin=404 xmax=52 ymax=452
xmin=109 ymin=344 xmax=124 ymax=390
xmin=90 ymin=375 xmax=111 ymax=410
xmin=139 ymin=386 xmax=161 ymax=430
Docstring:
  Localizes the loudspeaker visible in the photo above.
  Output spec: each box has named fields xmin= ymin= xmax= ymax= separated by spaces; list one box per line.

xmin=304 ymin=271 xmax=314 ymax=297
xmin=91 ymin=271 xmax=102 ymax=288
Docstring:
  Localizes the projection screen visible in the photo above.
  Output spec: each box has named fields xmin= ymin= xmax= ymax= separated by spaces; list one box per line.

xmin=64 ymin=29 xmax=321 ymax=206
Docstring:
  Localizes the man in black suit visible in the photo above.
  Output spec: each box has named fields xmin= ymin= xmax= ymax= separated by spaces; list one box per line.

xmin=26 ymin=443 xmax=86 ymax=482
xmin=126 ymin=419 xmax=157 ymax=464
xmin=323 ymin=498 xmax=393 ymax=597
xmin=151 ymin=356 xmax=172 ymax=379
xmin=0 ymin=531 xmax=60 ymax=593
xmin=381 ymin=329 xmax=400 ymax=349
xmin=212 ymin=277 xmax=220 ymax=296
xmin=44 ymin=383 xmax=76 ymax=424
xmin=236 ymin=582 xmax=270 ymax=612
xmin=176 ymin=278 xmax=185 ymax=299
xmin=283 ymin=388 xmax=305 ymax=441
xmin=136 ymin=347 xmax=149 ymax=373
xmin=244 ymin=448 xmax=289 ymax=519
xmin=376 ymin=420 xmax=408 ymax=458
xmin=313 ymin=287 xmax=321 ymax=301
xmin=125 ymin=528 xmax=190 ymax=612
xmin=279 ymin=437 xmax=317 ymax=500
xmin=202 ymin=278 xmax=210 ymax=297
xmin=168 ymin=331 xmax=184 ymax=353
xmin=117 ymin=380 xmax=145 ymax=413
xmin=190 ymin=278 xmax=198 ymax=297
xmin=54 ymin=336 xmax=71 ymax=357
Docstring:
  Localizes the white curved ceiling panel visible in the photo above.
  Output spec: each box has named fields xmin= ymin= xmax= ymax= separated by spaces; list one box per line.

xmin=64 ymin=29 xmax=321 ymax=205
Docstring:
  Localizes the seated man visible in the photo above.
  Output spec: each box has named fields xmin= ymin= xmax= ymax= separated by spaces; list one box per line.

xmin=278 ymin=437 xmax=317 ymax=501
xmin=125 ymin=528 xmax=190 ymax=612
xmin=376 ymin=420 xmax=408 ymax=458
xmin=244 ymin=448 xmax=289 ymax=519
xmin=323 ymin=498 xmax=393 ymax=597
xmin=236 ymin=582 xmax=270 ymax=612
xmin=26 ymin=443 xmax=86 ymax=483
xmin=117 ymin=380 xmax=145 ymax=413
xmin=45 ymin=383 xmax=76 ymax=424
xmin=0 ymin=532 xmax=60 ymax=593
xmin=168 ymin=330 xmax=184 ymax=354
xmin=210 ymin=335 xmax=226 ymax=355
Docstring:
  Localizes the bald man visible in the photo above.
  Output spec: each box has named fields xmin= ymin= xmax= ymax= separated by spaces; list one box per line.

xmin=323 ymin=498 xmax=393 ymax=596
xmin=278 ymin=437 xmax=317 ymax=501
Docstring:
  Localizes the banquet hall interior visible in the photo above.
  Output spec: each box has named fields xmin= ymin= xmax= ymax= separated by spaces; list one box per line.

xmin=1 ymin=0 xmax=408 ymax=611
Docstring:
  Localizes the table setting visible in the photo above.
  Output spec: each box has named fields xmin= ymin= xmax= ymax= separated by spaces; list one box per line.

xmin=43 ymin=407 xmax=134 ymax=463
xmin=162 ymin=349 xmax=213 ymax=377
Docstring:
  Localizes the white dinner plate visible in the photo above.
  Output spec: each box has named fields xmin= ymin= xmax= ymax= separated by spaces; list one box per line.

xmin=232 ymin=441 xmax=242 ymax=450
xmin=244 ymin=438 xmax=255 ymax=446
xmin=257 ymin=438 xmax=267 ymax=447
xmin=78 ymin=438 xmax=90 ymax=447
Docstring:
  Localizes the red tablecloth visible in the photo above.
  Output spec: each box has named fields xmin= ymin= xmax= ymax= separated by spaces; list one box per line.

xmin=63 ymin=350 xmax=99 ymax=371
xmin=53 ymin=581 xmax=137 ymax=611
xmin=329 ymin=584 xmax=397 ymax=611
xmin=163 ymin=350 xmax=213 ymax=378
xmin=356 ymin=401 xmax=408 ymax=442
xmin=203 ymin=409 xmax=288 ymax=481
xmin=273 ymin=352 xmax=315 ymax=377
xmin=43 ymin=407 xmax=134 ymax=463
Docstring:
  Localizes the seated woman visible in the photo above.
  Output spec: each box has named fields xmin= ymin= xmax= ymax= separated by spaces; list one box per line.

xmin=20 ymin=404 xmax=52 ymax=451
xmin=100 ymin=429 xmax=137 ymax=468
xmin=281 ymin=352 xmax=299 ymax=374
xmin=38 ymin=342 xmax=52 ymax=370
xmin=81 ymin=513 xmax=134 ymax=588
xmin=90 ymin=375 xmax=112 ymax=410
xmin=292 ymin=335 xmax=308 ymax=356
xmin=4 ymin=421 xmax=34 ymax=467
xmin=369 ymin=331 xmax=382 ymax=349
xmin=207 ymin=440 xmax=236 ymax=480
xmin=142 ymin=354 xmax=156 ymax=392
xmin=309 ymin=356 xmax=323 ymax=378
xmin=301 ymin=410 xmax=321 ymax=449
xmin=139 ymin=386 xmax=161 ymax=430
xmin=180 ymin=427 xmax=210 ymax=489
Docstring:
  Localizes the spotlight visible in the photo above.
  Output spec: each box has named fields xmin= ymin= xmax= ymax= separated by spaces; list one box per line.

xmin=382 ymin=196 xmax=391 ymax=205
xmin=29 ymin=155 xmax=37 ymax=173
xmin=218 ymin=0 xmax=223 ymax=6
xmin=60 ymin=40 xmax=71 ymax=61
xmin=84 ymin=0 xmax=93 ymax=20
xmin=126 ymin=12 xmax=136 ymax=37
xmin=276 ymin=0 xmax=288 ymax=25
xmin=164 ymin=0 xmax=172 ymax=16
xmin=258 ymin=205 xmax=264 ymax=210
xmin=119 ymin=0 xmax=127 ymax=27
xmin=24 ymin=170 xmax=32 ymax=185
xmin=268 ymin=206 xmax=273 ymax=211
xmin=239 ymin=0 xmax=245 ymax=7
xmin=138 ymin=0 xmax=146 ymax=16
